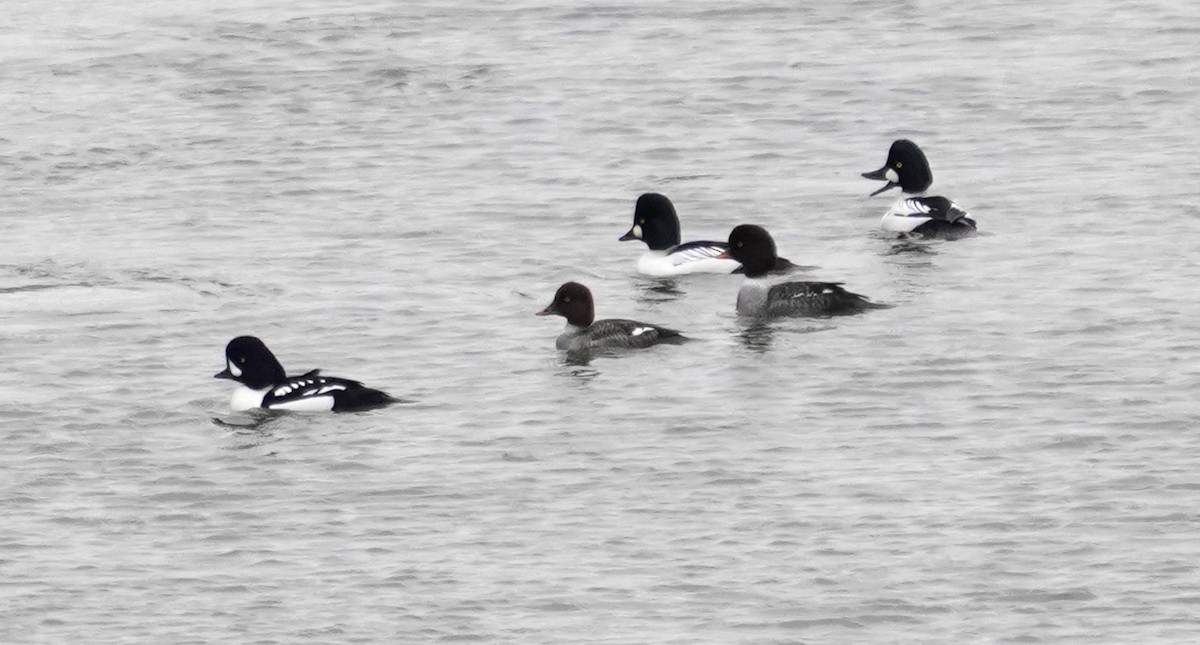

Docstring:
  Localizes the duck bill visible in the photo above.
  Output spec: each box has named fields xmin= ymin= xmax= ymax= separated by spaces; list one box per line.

xmin=714 ymin=249 xmax=732 ymax=260
xmin=214 ymin=367 xmax=234 ymax=379
xmin=868 ymin=181 xmax=899 ymax=196
xmin=618 ymin=226 xmax=639 ymax=242
xmin=862 ymin=167 xmax=899 ymax=196
xmin=536 ymin=304 xmax=557 ymax=316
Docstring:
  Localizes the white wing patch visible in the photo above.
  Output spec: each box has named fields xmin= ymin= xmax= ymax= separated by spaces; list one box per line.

xmin=631 ymin=327 xmax=653 ymax=337
xmin=273 ymin=378 xmax=326 ymax=397
xmin=264 ymin=377 xmax=345 ymax=412
xmin=898 ymin=199 xmax=933 ymax=216
xmin=668 ymin=244 xmax=725 ymax=265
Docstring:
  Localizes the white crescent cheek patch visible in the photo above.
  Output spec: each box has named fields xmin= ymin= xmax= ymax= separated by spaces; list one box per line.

xmin=229 ymin=361 xmax=242 ymax=377
xmin=885 ymin=168 xmax=899 ymax=182
xmin=631 ymin=224 xmax=643 ymax=238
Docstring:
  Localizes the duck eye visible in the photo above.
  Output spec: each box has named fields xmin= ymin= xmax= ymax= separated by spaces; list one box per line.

xmin=896 ymin=162 xmax=903 ymax=168
xmin=737 ymin=242 xmax=743 ymax=248
xmin=639 ymin=218 xmax=645 ymax=225
xmin=564 ymin=297 xmax=571 ymax=303
xmin=238 ymin=357 xmax=246 ymax=364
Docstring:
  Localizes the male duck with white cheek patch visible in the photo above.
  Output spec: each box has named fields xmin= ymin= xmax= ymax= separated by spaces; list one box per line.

xmin=215 ymin=336 xmax=396 ymax=412
xmin=618 ymin=192 xmax=798 ymax=276
xmin=862 ymin=139 xmax=977 ymax=240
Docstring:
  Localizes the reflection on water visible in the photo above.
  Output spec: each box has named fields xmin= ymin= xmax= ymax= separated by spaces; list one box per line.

xmin=211 ymin=410 xmax=283 ymax=430
xmin=882 ymin=239 xmax=940 ymax=256
xmin=213 ymin=411 xmax=289 ymax=450
xmin=736 ymin=319 xmax=837 ymax=352
xmin=738 ymin=320 xmax=776 ymax=352
xmin=634 ymin=277 xmax=685 ymax=302
xmin=557 ymin=354 xmax=601 ymax=380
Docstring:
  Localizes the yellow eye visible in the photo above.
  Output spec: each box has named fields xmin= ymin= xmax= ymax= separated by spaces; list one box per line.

xmin=896 ymin=162 xmax=903 ymax=168
xmin=639 ymin=219 xmax=645 ymax=225
xmin=239 ymin=357 xmax=246 ymax=364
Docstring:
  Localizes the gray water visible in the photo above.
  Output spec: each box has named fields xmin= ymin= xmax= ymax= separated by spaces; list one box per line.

xmin=3 ymin=0 xmax=1200 ymax=642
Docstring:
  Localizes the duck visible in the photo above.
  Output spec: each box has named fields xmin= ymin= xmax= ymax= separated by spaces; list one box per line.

xmin=862 ymin=139 xmax=977 ymax=239
xmin=214 ymin=336 xmax=396 ymax=412
xmin=619 ymin=192 xmax=797 ymax=275
xmin=719 ymin=225 xmax=887 ymax=317
xmin=536 ymin=281 xmax=687 ymax=351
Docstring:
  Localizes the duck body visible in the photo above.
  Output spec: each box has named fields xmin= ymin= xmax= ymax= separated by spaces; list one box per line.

xmin=735 ymin=277 xmax=884 ymax=318
xmin=633 ymin=242 xmax=740 ymax=277
xmin=721 ymin=225 xmax=887 ymax=318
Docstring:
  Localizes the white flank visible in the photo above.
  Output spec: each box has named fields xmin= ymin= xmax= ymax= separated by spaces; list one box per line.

xmin=270 ymin=396 xmax=336 ymax=412
xmin=880 ymin=197 xmax=932 ymax=233
xmin=637 ymin=250 xmax=739 ymax=276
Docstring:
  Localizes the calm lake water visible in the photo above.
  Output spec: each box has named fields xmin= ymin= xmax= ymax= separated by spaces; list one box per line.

xmin=3 ymin=0 xmax=1200 ymax=642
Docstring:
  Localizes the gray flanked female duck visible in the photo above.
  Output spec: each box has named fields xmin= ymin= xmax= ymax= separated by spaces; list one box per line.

xmin=537 ymin=281 xmax=687 ymax=351
xmin=720 ymin=225 xmax=888 ymax=318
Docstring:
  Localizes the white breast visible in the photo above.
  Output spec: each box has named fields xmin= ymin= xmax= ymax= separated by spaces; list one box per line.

xmin=736 ymin=279 xmax=771 ymax=316
xmin=229 ymin=386 xmax=270 ymax=412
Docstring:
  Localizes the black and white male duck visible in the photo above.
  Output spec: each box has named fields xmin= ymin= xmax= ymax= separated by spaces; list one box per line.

xmin=862 ymin=139 xmax=977 ymax=240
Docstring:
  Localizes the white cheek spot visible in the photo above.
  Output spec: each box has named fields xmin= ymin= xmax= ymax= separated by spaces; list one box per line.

xmin=228 ymin=361 xmax=242 ymax=378
xmin=631 ymin=224 xmax=643 ymax=238
xmin=885 ymin=168 xmax=899 ymax=182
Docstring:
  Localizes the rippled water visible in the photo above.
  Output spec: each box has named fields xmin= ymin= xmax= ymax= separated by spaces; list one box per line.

xmin=3 ymin=0 xmax=1200 ymax=642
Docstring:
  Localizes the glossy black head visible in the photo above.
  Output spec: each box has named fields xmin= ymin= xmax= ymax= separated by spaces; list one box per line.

xmin=724 ymin=224 xmax=778 ymax=278
xmin=214 ymin=336 xmax=286 ymax=389
xmin=862 ymin=139 xmax=933 ymax=196
xmin=536 ymin=281 xmax=595 ymax=327
xmin=619 ymin=193 xmax=681 ymax=250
